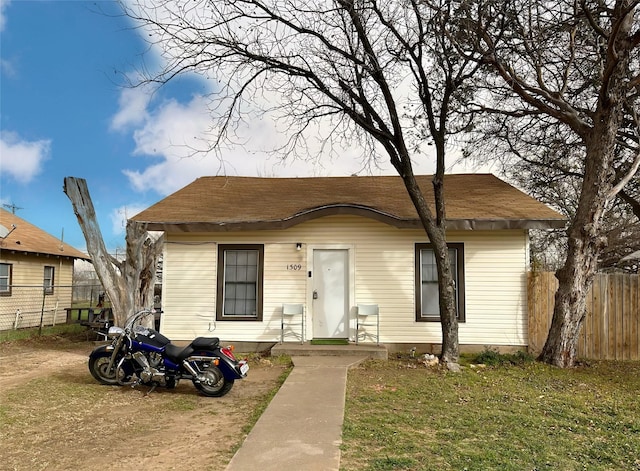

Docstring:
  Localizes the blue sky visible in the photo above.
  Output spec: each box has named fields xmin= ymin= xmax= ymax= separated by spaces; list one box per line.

xmin=1 ymin=0 xmax=472 ymax=253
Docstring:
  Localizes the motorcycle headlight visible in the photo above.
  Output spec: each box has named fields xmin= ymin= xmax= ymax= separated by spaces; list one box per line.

xmin=107 ymin=326 xmax=124 ymax=338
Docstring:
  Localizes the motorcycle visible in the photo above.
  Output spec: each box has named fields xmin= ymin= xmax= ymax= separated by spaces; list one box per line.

xmin=88 ymin=309 xmax=248 ymax=397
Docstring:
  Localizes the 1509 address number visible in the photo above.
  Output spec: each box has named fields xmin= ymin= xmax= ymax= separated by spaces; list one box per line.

xmin=287 ymin=264 xmax=303 ymax=271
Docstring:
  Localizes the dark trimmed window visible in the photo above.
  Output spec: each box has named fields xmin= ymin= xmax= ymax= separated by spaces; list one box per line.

xmin=44 ymin=266 xmax=55 ymax=295
xmin=415 ymin=243 xmax=465 ymax=322
xmin=0 ymin=263 xmax=12 ymax=296
xmin=216 ymin=245 xmax=264 ymax=321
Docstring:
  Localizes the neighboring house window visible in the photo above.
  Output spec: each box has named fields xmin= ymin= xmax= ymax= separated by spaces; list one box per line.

xmin=216 ymin=245 xmax=264 ymax=321
xmin=43 ymin=266 xmax=55 ymax=295
xmin=415 ymin=243 xmax=465 ymax=322
xmin=0 ymin=263 xmax=12 ymax=296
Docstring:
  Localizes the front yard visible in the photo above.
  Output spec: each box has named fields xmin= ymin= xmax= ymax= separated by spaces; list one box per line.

xmin=341 ymin=355 xmax=640 ymax=470
xmin=0 ymin=332 xmax=290 ymax=471
xmin=2 ymin=329 xmax=639 ymax=471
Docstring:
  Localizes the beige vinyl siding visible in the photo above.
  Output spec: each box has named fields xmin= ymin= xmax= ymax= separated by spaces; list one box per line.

xmin=161 ymin=237 xmax=309 ymax=341
xmin=462 ymin=232 xmax=528 ymax=346
xmin=161 ymin=241 xmax=217 ymax=336
xmin=160 ymin=215 xmax=529 ymax=346
xmin=0 ymin=253 xmax=75 ymax=329
xmin=263 ymin=243 xmax=307 ymax=339
xmin=0 ymin=252 xmax=74 ymax=286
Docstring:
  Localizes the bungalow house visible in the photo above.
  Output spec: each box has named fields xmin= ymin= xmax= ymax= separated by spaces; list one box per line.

xmin=131 ymin=174 xmax=565 ymax=353
xmin=0 ymin=208 xmax=90 ymax=330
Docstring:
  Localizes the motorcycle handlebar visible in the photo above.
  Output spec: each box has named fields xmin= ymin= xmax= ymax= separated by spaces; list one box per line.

xmin=124 ymin=309 xmax=158 ymax=331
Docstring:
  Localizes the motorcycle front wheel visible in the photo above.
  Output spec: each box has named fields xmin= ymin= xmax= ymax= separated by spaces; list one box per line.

xmin=88 ymin=352 xmax=120 ymax=385
xmin=193 ymin=366 xmax=234 ymax=397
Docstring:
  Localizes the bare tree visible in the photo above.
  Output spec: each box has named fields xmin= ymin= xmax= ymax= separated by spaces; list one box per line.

xmin=119 ymin=0 xmax=493 ymax=367
xmin=471 ymin=124 xmax=640 ymax=273
xmin=465 ymin=0 xmax=640 ymax=366
xmin=64 ymin=177 xmax=164 ymax=326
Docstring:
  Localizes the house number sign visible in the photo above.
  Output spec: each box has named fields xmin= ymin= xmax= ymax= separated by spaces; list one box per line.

xmin=287 ymin=264 xmax=303 ymax=271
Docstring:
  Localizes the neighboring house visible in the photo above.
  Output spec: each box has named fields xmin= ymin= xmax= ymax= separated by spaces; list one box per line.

xmin=132 ymin=174 xmax=565 ymax=352
xmin=0 ymin=208 xmax=90 ymax=330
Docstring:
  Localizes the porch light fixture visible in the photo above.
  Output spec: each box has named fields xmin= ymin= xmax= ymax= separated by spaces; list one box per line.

xmin=296 ymin=243 xmax=302 ymax=251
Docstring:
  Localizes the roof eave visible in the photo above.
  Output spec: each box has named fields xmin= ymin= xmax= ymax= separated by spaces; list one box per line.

xmin=445 ymin=219 xmax=567 ymax=230
xmin=0 ymin=247 xmax=91 ymax=261
xmin=138 ymin=215 xmax=567 ymax=233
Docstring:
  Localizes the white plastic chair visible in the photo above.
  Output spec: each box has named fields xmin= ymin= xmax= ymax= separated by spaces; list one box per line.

xmin=281 ymin=303 xmax=305 ymax=344
xmin=356 ymin=304 xmax=379 ymax=345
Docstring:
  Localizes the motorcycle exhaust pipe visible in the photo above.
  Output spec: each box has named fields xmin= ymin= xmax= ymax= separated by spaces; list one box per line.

xmin=186 ymin=355 xmax=220 ymax=363
xmin=182 ymin=356 xmax=219 ymax=377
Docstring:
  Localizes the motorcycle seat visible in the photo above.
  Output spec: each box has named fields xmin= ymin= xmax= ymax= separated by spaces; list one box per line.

xmin=192 ymin=337 xmax=220 ymax=349
xmin=164 ymin=343 xmax=190 ymax=363
xmin=164 ymin=337 xmax=221 ymax=363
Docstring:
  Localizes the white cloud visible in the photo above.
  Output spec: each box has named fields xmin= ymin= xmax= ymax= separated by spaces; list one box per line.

xmin=117 ymin=90 xmax=433 ymax=195
xmin=120 ymin=94 xmax=334 ymax=194
xmin=115 ymin=0 xmax=495 ymax=200
xmin=0 ymin=58 xmax=16 ymax=77
xmin=110 ymin=85 xmax=152 ymax=132
xmin=114 ymin=1 xmax=444 ymax=195
xmin=0 ymin=131 xmax=51 ymax=183
xmin=0 ymin=0 xmax=10 ymax=33
xmin=122 ymin=95 xmax=226 ymax=193
xmin=0 ymin=1 xmax=17 ymax=79
xmin=109 ymin=204 xmax=148 ymax=236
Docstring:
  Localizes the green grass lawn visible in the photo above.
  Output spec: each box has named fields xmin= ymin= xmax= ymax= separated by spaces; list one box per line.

xmin=0 ymin=323 xmax=87 ymax=343
xmin=341 ymin=355 xmax=640 ymax=471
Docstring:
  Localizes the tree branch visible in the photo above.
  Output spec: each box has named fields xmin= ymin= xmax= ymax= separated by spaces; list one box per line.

xmin=608 ymin=150 xmax=640 ymax=200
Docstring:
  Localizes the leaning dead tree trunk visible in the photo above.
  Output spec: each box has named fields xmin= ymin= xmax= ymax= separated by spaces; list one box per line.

xmin=64 ymin=177 xmax=164 ymax=326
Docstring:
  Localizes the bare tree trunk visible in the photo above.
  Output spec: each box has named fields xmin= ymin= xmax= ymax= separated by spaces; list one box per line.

xmin=432 ymin=135 xmax=459 ymax=366
xmin=481 ymin=0 xmax=638 ymax=368
xmin=539 ymin=204 xmax=604 ymax=367
xmin=397 ymin=164 xmax=459 ymax=366
xmin=539 ymin=92 xmax=625 ymax=367
xmin=64 ymin=177 xmax=164 ymax=326
xmin=538 ymin=184 xmax=606 ymax=366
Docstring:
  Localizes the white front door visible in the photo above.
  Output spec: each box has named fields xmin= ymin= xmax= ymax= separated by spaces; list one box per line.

xmin=312 ymin=249 xmax=348 ymax=339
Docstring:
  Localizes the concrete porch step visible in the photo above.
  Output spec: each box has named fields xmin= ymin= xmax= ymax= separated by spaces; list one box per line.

xmin=271 ymin=341 xmax=388 ymax=360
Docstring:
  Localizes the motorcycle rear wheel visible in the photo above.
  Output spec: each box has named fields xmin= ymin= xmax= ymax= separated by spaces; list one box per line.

xmin=193 ymin=366 xmax=234 ymax=397
xmin=88 ymin=352 xmax=119 ymax=385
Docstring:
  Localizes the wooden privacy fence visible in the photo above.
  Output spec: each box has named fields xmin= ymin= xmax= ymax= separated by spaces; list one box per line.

xmin=528 ymin=272 xmax=640 ymax=360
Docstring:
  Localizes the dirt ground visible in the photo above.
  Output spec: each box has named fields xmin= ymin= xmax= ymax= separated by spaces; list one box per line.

xmin=0 ymin=335 xmax=288 ymax=471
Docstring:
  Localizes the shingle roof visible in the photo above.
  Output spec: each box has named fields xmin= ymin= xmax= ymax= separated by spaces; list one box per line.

xmin=0 ymin=208 xmax=90 ymax=260
xmin=132 ymin=174 xmax=566 ymax=231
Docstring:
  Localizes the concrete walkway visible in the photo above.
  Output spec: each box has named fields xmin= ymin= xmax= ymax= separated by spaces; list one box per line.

xmin=225 ymin=355 xmax=367 ymax=471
